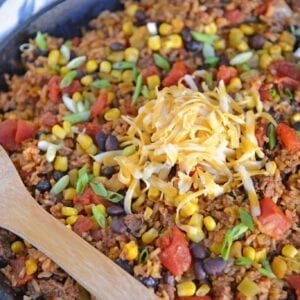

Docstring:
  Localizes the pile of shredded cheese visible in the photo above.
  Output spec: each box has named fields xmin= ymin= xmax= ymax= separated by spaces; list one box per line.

xmin=104 ymin=81 xmax=275 ymax=230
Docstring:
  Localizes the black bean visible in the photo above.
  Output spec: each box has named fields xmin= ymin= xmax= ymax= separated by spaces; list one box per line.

xmin=194 ymin=260 xmax=207 ymax=281
xmin=0 ymin=273 xmax=16 ymax=300
xmin=95 ymin=131 xmax=108 ymax=151
xmin=101 ymin=166 xmax=116 ymax=178
xmin=36 ymin=180 xmax=51 ymax=193
xmin=249 ymin=34 xmax=266 ymax=50
xmin=53 ymin=171 xmax=64 ymax=181
xmin=0 ymin=257 xmax=8 ymax=268
xmin=163 ymin=273 xmax=175 ymax=285
xmin=107 ymin=205 xmax=125 ymax=216
xmin=111 ymin=217 xmax=127 ymax=234
xmin=115 ymin=258 xmax=133 ymax=274
xmin=110 ymin=42 xmax=125 ymax=51
xmin=191 ymin=243 xmax=208 ymax=259
xmin=202 ymin=257 xmax=227 ymax=276
xmin=105 ymin=134 xmax=119 ymax=151
xmin=35 ymin=49 xmax=49 ymax=57
xmin=185 ymin=40 xmax=203 ymax=52
xmin=139 ymin=276 xmax=159 ymax=289
xmin=293 ymin=121 xmax=300 ymax=132
xmin=181 ymin=27 xmax=192 ymax=43
xmin=134 ymin=10 xmax=147 ymax=26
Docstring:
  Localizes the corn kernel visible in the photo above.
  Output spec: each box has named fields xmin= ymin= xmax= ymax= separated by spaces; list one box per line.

xmin=110 ymin=70 xmax=122 ymax=83
xmin=68 ymin=169 xmax=78 ymax=187
xmin=124 ymin=47 xmax=139 ymax=63
xmin=143 ymin=207 xmax=153 ymax=221
xmin=180 ymin=201 xmax=198 ymax=218
xmin=282 ymin=244 xmax=298 ymax=258
xmin=196 ymin=284 xmax=210 ymax=297
xmin=142 ymin=228 xmax=159 ymax=244
xmin=108 ymin=91 xmax=115 ymax=103
xmin=148 ymin=89 xmax=156 ymax=99
xmin=243 ymin=246 xmax=256 ymax=261
xmin=48 ymin=49 xmax=60 ymax=66
xmin=148 ymin=187 xmax=160 ymax=201
xmin=265 ymin=161 xmax=277 ymax=176
xmin=107 ymin=51 xmax=124 ymax=62
xmin=147 ymin=75 xmax=161 ymax=90
xmin=52 ymin=124 xmax=66 ymax=139
xmin=93 ymin=161 xmax=101 ymax=177
xmin=229 ymin=28 xmax=244 ymax=48
xmin=104 ymin=108 xmax=121 ymax=121
xmin=240 ymin=24 xmax=254 ymax=35
xmin=126 ymin=4 xmax=139 ymax=16
xmin=25 ymin=259 xmax=37 ymax=275
xmin=291 ymin=112 xmax=300 ymax=123
xmin=86 ymin=143 xmax=98 ymax=155
xmin=123 ymin=21 xmax=134 ymax=36
xmin=165 ymin=34 xmax=183 ymax=49
xmin=77 ymin=133 xmax=93 ymax=150
xmin=259 ymin=53 xmax=272 ymax=69
xmin=60 ymin=66 xmax=69 ymax=75
xmin=204 ymin=22 xmax=217 ymax=35
xmin=86 ymin=59 xmax=98 ymax=73
xmin=54 ymin=156 xmax=68 ymax=172
xmin=122 ymin=69 xmax=134 ymax=83
xmin=63 ymin=121 xmax=72 ymax=135
xmin=210 ymin=242 xmax=222 ymax=255
xmin=171 ymin=18 xmax=184 ymax=33
xmin=203 ymin=216 xmax=216 ymax=231
xmin=177 ymin=281 xmax=196 ymax=297
xmin=214 ymin=39 xmax=226 ymax=51
xmin=11 ymin=241 xmax=25 ymax=254
xmin=187 ymin=226 xmax=205 ymax=243
xmin=188 ymin=213 xmax=203 ymax=227
xmin=227 ymin=77 xmax=242 ymax=93
xmin=72 ymin=92 xmax=83 ymax=102
xmin=269 ymin=44 xmax=282 ymax=56
xmin=148 ymin=35 xmax=161 ymax=51
xmin=66 ymin=215 xmax=78 ymax=225
xmin=159 ymin=23 xmax=172 ymax=36
xmin=100 ymin=61 xmax=112 ymax=73
xmin=280 ymin=42 xmax=293 ymax=52
xmin=81 ymin=75 xmax=93 ymax=86
xmin=271 ymin=256 xmax=287 ymax=279
xmin=62 ymin=206 xmax=78 ymax=217
xmin=123 ymin=241 xmax=138 ymax=261
xmin=237 ymin=40 xmax=249 ymax=52
xmin=255 ymin=248 xmax=267 ymax=262
xmin=63 ymin=187 xmax=77 ymax=201
xmin=279 ymin=31 xmax=296 ymax=46
xmin=96 ymin=204 xmax=107 ymax=216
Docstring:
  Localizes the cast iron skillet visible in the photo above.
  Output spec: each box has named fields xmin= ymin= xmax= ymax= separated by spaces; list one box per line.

xmin=0 ymin=0 xmax=122 ymax=90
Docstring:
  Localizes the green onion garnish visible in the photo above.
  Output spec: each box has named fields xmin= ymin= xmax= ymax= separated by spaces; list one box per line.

xmin=241 ymin=64 xmax=250 ymax=72
xmin=153 ymin=53 xmax=170 ymax=71
xmin=267 ymin=124 xmax=277 ymax=150
xmin=112 ymin=61 xmax=135 ymax=70
xmin=202 ymin=43 xmax=215 ymax=59
xmin=50 ymin=175 xmax=70 ymax=195
xmin=60 ymin=70 xmax=77 ymax=88
xmin=92 ymin=79 xmax=110 ymax=89
xmin=205 ymin=56 xmax=219 ymax=67
xmin=239 ymin=208 xmax=254 ymax=231
xmin=90 ymin=182 xmax=123 ymax=203
xmin=60 ymin=44 xmax=71 ymax=62
xmin=258 ymin=260 xmax=276 ymax=278
xmin=67 ymin=56 xmax=87 ymax=69
xmin=63 ymin=111 xmax=90 ymax=124
xmin=132 ymin=66 xmax=138 ymax=82
xmin=35 ymin=31 xmax=47 ymax=51
xmin=132 ymin=73 xmax=143 ymax=104
xmin=230 ymin=51 xmax=253 ymax=66
xmin=91 ymin=205 xmax=106 ymax=228
xmin=235 ymin=257 xmax=252 ymax=266
xmin=141 ymin=85 xmax=150 ymax=98
xmin=122 ymin=144 xmax=136 ymax=156
xmin=191 ymin=31 xmax=217 ymax=44
xmin=203 ymin=72 xmax=213 ymax=88
xmin=76 ymin=165 xmax=92 ymax=194
xmin=138 ymin=248 xmax=149 ymax=264
xmin=284 ymin=88 xmax=293 ymax=100
xmin=221 ymin=223 xmax=248 ymax=260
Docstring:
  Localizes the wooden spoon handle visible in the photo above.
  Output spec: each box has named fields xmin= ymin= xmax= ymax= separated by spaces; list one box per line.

xmin=3 ymin=200 xmax=156 ymax=300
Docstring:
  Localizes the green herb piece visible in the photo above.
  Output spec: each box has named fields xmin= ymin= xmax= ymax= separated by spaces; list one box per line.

xmin=284 ymin=88 xmax=293 ymax=100
xmin=90 ymin=182 xmax=123 ymax=203
xmin=141 ymin=85 xmax=150 ymax=98
xmin=132 ymin=66 xmax=138 ymax=82
xmin=112 ymin=61 xmax=135 ymax=70
xmin=35 ymin=31 xmax=47 ymax=51
xmin=241 ymin=64 xmax=250 ymax=72
xmin=258 ymin=260 xmax=275 ymax=278
xmin=60 ymin=70 xmax=77 ymax=88
xmin=132 ymin=73 xmax=143 ymax=104
xmin=235 ymin=257 xmax=252 ymax=266
xmin=138 ymin=248 xmax=149 ymax=264
xmin=60 ymin=44 xmax=70 ymax=61
xmin=91 ymin=205 xmax=106 ymax=228
xmin=191 ymin=31 xmax=217 ymax=44
xmin=63 ymin=111 xmax=90 ymax=124
xmin=202 ymin=43 xmax=215 ymax=60
xmin=153 ymin=53 xmax=170 ymax=71
xmin=239 ymin=208 xmax=254 ymax=231
xmin=230 ymin=51 xmax=253 ymax=66
xmin=67 ymin=56 xmax=87 ymax=69
xmin=290 ymin=25 xmax=300 ymax=36
xmin=76 ymin=165 xmax=92 ymax=194
xmin=50 ymin=175 xmax=70 ymax=195
xmin=205 ymin=56 xmax=219 ymax=67
xmin=270 ymin=88 xmax=277 ymax=98
xmin=203 ymin=72 xmax=213 ymax=89
xmin=221 ymin=223 xmax=248 ymax=260
xmin=122 ymin=144 xmax=136 ymax=156
xmin=267 ymin=124 xmax=277 ymax=150
xmin=92 ymin=79 xmax=110 ymax=89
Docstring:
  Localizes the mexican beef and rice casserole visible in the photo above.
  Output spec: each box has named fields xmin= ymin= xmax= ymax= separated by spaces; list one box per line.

xmin=0 ymin=0 xmax=299 ymax=299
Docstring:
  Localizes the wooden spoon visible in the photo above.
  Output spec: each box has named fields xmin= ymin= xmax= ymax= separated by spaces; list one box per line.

xmin=0 ymin=145 xmax=157 ymax=300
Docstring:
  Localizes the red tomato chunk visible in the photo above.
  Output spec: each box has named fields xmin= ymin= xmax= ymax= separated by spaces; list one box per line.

xmin=276 ymin=123 xmax=300 ymax=153
xmin=162 ymin=61 xmax=188 ymax=87
xmin=216 ymin=65 xmax=237 ymax=84
xmin=73 ymin=215 xmax=95 ymax=236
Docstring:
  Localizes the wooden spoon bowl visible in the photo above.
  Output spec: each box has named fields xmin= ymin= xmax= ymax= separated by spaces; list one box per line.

xmin=0 ymin=145 xmax=157 ymax=300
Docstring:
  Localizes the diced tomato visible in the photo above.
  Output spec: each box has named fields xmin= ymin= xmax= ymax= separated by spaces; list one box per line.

xmin=142 ymin=65 xmax=160 ymax=83
xmin=123 ymin=98 xmax=137 ymax=116
xmin=274 ymin=77 xmax=299 ymax=91
xmin=224 ymin=9 xmax=245 ymax=25
xmin=176 ymin=297 xmax=212 ymax=300
xmin=73 ymin=215 xmax=94 ymax=236
xmin=61 ymin=80 xmax=82 ymax=95
xmin=47 ymin=76 xmax=61 ymax=103
xmin=258 ymin=197 xmax=291 ymax=239
xmin=270 ymin=60 xmax=300 ymax=81
xmin=0 ymin=119 xmax=18 ymax=151
xmin=15 ymin=120 xmax=36 ymax=144
xmin=84 ymin=123 xmax=102 ymax=141
xmin=255 ymin=120 xmax=267 ymax=147
xmin=91 ymin=92 xmax=108 ymax=119
xmin=40 ymin=112 xmax=58 ymax=128
xmin=259 ymin=83 xmax=273 ymax=101
xmin=73 ymin=186 xmax=110 ymax=207
xmin=255 ymin=0 xmax=274 ymax=15
xmin=286 ymin=275 xmax=300 ymax=297
xmin=156 ymin=226 xmax=191 ymax=276
xmin=162 ymin=61 xmax=188 ymax=87
xmin=10 ymin=258 xmax=34 ymax=287
xmin=216 ymin=65 xmax=238 ymax=84
xmin=276 ymin=123 xmax=300 ymax=153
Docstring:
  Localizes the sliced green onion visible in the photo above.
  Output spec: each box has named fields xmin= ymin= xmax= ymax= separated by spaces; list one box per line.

xmin=153 ymin=53 xmax=170 ymax=71
xmin=267 ymin=124 xmax=277 ymax=150
xmin=202 ymin=43 xmax=215 ymax=60
xmin=122 ymin=144 xmax=136 ymax=156
xmin=50 ymin=175 xmax=70 ymax=195
xmin=138 ymin=248 xmax=149 ymax=264
xmin=205 ymin=56 xmax=219 ymax=67
xmin=191 ymin=31 xmax=217 ymax=44
xmin=91 ymin=205 xmax=106 ymax=228
xmin=132 ymin=73 xmax=143 ymax=104
xmin=76 ymin=165 xmax=92 ymax=194
xmin=90 ymin=182 xmax=123 ymax=203
xmin=35 ymin=31 xmax=47 ymax=51
xmin=63 ymin=111 xmax=90 ymax=124
xmin=67 ymin=56 xmax=87 ymax=69
xmin=203 ymin=72 xmax=213 ymax=88
xmin=230 ymin=51 xmax=253 ymax=66
xmin=132 ymin=66 xmax=138 ymax=82
xmin=235 ymin=257 xmax=252 ymax=266
xmin=112 ymin=61 xmax=135 ymax=70
xmin=45 ymin=144 xmax=59 ymax=162
xmin=92 ymin=79 xmax=110 ymax=89
xmin=141 ymin=85 xmax=150 ymax=98
xmin=258 ymin=260 xmax=276 ymax=278
xmin=241 ymin=64 xmax=250 ymax=72
xmin=60 ymin=70 xmax=77 ymax=88
xmin=239 ymin=208 xmax=254 ymax=231
xmin=60 ymin=44 xmax=71 ymax=62
xmin=284 ymin=88 xmax=293 ymax=100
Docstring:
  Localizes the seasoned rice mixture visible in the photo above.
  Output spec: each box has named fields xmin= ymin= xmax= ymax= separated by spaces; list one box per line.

xmin=0 ymin=0 xmax=300 ymax=299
